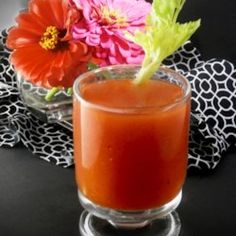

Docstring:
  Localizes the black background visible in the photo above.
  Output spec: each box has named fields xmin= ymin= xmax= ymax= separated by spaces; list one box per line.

xmin=181 ymin=0 xmax=236 ymax=65
xmin=0 ymin=1 xmax=236 ymax=235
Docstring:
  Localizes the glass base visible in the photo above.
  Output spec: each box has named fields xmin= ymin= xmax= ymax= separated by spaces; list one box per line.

xmin=78 ymin=191 xmax=182 ymax=230
xmin=79 ymin=210 xmax=181 ymax=236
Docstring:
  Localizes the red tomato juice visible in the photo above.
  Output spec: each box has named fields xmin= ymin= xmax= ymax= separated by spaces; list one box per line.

xmin=73 ymin=79 xmax=190 ymax=210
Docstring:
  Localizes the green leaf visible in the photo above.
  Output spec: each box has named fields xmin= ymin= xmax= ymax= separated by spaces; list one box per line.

xmin=129 ymin=0 xmax=200 ymax=84
xmin=87 ymin=62 xmax=99 ymax=71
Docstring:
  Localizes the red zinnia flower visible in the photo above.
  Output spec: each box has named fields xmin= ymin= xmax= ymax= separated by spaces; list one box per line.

xmin=6 ymin=0 xmax=92 ymax=89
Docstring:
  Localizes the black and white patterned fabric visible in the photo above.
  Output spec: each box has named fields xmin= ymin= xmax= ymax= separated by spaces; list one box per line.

xmin=0 ymin=29 xmax=235 ymax=170
xmin=164 ymin=44 xmax=236 ymax=170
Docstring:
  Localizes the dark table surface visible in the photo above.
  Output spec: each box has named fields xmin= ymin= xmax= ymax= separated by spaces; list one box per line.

xmin=0 ymin=1 xmax=236 ymax=236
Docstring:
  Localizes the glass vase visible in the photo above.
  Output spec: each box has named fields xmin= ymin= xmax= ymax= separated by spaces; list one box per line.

xmin=16 ymin=73 xmax=73 ymax=130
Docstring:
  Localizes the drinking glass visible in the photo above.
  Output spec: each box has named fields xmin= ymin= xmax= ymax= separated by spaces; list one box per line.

xmin=73 ymin=65 xmax=191 ymax=236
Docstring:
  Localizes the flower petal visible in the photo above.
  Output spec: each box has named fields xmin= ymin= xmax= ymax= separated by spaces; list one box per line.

xmin=71 ymin=0 xmax=151 ymax=66
xmin=7 ymin=27 xmax=39 ymax=49
xmin=15 ymin=12 xmax=45 ymax=35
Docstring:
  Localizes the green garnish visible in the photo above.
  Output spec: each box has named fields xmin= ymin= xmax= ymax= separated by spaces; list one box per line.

xmin=129 ymin=0 xmax=200 ymax=84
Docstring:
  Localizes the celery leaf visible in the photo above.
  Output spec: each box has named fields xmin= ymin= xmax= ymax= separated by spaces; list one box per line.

xmin=129 ymin=0 xmax=201 ymax=84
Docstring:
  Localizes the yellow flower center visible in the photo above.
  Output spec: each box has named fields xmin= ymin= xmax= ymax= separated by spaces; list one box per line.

xmin=39 ymin=26 xmax=59 ymax=50
xmin=100 ymin=7 xmax=127 ymax=27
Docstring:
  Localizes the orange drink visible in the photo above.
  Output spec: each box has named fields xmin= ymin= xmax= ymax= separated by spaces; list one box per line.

xmin=73 ymin=65 xmax=191 ymax=227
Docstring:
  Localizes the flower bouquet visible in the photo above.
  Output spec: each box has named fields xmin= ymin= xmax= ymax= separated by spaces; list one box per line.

xmin=6 ymin=0 xmax=151 ymax=124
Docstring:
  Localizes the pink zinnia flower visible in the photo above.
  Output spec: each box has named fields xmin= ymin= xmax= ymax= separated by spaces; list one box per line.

xmin=71 ymin=0 xmax=151 ymax=65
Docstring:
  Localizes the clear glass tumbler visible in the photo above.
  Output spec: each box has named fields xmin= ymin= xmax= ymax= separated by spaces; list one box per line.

xmin=73 ymin=65 xmax=191 ymax=236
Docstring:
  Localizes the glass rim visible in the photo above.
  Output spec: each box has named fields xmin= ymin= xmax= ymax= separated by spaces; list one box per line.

xmin=73 ymin=64 xmax=191 ymax=114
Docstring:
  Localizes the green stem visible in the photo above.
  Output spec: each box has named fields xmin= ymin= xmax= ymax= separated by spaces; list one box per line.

xmin=67 ymin=87 xmax=73 ymax=96
xmin=45 ymin=87 xmax=60 ymax=102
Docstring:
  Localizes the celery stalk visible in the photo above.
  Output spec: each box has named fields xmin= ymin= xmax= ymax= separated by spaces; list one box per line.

xmin=128 ymin=0 xmax=201 ymax=84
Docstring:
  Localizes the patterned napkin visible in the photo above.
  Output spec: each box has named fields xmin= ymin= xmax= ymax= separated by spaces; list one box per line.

xmin=0 ymin=29 xmax=235 ymax=171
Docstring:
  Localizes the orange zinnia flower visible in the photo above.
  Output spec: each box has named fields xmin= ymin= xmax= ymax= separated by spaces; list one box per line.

xmin=6 ymin=0 xmax=92 ymax=89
